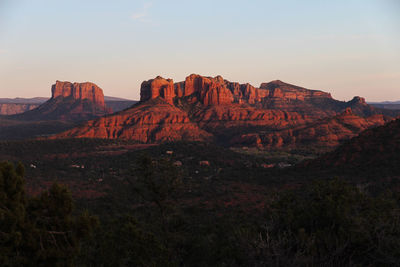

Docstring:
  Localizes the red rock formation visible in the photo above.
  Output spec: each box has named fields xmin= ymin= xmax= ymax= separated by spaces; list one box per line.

xmin=140 ymin=76 xmax=175 ymax=104
xmin=11 ymin=81 xmax=110 ymax=121
xmin=53 ymin=98 xmax=211 ymax=143
xmin=140 ymin=75 xmax=370 ymax=120
xmin=51 ymin=74 xmax=398 ymax=148
xmin=173 ymin=74 xmax=234 ymax=105
xmin=259 ymin=80 xmax=332 ymax=100
xmin=226 ymin=82 xmax=269 ymax=104
xmin=51 ymin=81 xmax=106 ymax=108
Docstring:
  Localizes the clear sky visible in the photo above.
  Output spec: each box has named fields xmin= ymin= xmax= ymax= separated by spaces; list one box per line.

xmin=0 ymin=0 xmax=399 ymax=101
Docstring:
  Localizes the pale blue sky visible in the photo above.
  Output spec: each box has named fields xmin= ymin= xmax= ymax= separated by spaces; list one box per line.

xmin=0 ymin=0 xmax=399 ymax=101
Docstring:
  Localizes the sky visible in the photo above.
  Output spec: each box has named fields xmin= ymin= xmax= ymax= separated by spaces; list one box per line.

xmin=0 ymin=0 xmax=399 ymax=101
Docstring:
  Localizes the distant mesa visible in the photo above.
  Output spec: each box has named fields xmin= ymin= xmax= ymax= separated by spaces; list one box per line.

xmin=259 ymin=80 xmax=332 ymax=100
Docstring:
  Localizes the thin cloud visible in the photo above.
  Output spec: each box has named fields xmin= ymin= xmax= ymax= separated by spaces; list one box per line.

xmin=131 ymin=2 xmax=153 ymax=22
xmin=131 ymin=12 xmax=146 ymax=20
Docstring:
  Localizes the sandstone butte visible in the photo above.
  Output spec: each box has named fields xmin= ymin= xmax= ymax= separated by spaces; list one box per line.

xmin=52 ymin=74 xmax=396 ymax=147
xmin=51 ymin=81 xmax=106 ymax=108
xmin=11 ymin=81 xmax=111 ymax=121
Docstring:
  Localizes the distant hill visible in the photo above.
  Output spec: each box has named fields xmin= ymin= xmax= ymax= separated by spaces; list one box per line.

xmin=369 ymin=103 xmax=400 ymax=110
xmin=0 ymin=97 xmax=48 ymax=104
xmin=104 ymin=96 xmax=133 ymax=101
xmin=368 ymin=100 xmax=400 ymax=110
xmin=369 ymin=100 xmax=400 ymax=104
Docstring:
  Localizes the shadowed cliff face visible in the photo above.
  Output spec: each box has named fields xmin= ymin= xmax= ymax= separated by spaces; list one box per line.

xmin=51 ymin=74 xmax=397 ymax=147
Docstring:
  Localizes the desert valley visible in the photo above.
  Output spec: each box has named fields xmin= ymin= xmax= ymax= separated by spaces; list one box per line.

xmin=1 ymin=1 xmax=400 ymax=266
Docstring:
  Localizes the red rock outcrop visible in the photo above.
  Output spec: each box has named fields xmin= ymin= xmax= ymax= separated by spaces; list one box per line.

xmin=53 ymin=98 xmax=211 ymax=143
xmin=138 ymin=74 xmax=380 ymax=119
xmin=51 ymin=81 xmax=106 ymax=108
xmin=179 ymin=74 xmax=234 ymax=105
xmin=259 ymin=80 xmax=332 ymax=100
xmin=226 ymin=82 xmax=269 ymax=104
xmin=11 ymin=81 xmax=110 ymax=121
xmin=141 ymin=74 xmax=234 ymax=106
xmin=140 ymin=76 xmax=175 ymax=104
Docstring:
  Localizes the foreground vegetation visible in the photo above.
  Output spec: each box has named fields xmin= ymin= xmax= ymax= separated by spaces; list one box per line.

xmin=2 ymin=159 xmax=400 ymax=266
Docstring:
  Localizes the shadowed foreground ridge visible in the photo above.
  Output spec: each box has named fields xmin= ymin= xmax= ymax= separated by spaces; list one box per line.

xmin=304 ymin=117 xmax=400 ymax=175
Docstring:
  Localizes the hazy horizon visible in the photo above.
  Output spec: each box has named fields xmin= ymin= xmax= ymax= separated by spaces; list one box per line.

xmin=1 ymin=0 xmax=399 ymax=101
